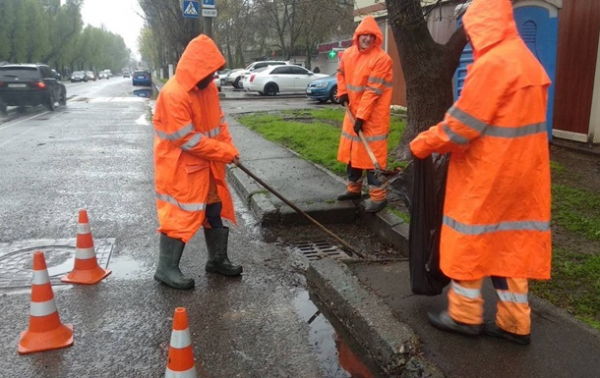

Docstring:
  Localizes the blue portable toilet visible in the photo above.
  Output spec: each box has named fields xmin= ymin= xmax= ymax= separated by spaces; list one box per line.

xmin=454 ymin=0 xmax=562 ymax=139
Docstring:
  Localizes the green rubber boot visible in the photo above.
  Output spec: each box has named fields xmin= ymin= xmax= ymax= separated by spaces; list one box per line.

xmin=204 ymin=228 xmax=243 ymax=276
xmin=154 ymin=233 xmax=195 ymax=290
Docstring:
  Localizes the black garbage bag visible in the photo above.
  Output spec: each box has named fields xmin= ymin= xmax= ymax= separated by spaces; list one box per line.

xmin=408 ymin=154 xmax=450 ymax=295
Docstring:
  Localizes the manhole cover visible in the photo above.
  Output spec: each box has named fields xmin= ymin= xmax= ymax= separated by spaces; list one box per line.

xmin=293 ymin=240 xmax=351 ymax=261
xmin=0 ymin=239 xmax=114 ymax=289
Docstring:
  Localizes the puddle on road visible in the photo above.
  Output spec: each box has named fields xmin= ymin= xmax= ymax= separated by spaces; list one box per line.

xmin=133 ymin=87 xmax=158 ymax=100
xmin=106 ymin=255 xmax=150 ymax=280
xmin=293 ymin=290 xmax=381 ymax=378
xmin=135 ymin=113 xmax=149 ymax=125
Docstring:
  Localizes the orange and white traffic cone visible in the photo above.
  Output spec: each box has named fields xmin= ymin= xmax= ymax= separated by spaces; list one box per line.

xmin=18 ymin=251 xmax=74 ymax=354
xmin=165 ymin=307 xmax=197 ymax=378
xmin=61 ymin=209 xmax=111 ymax=285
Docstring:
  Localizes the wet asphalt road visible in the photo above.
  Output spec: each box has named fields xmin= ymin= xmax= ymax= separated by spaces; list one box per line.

xmin=0 ymin=79 xmax=383 ymax=378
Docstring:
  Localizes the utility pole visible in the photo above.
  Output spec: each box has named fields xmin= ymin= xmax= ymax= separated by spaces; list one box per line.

xmin=201 ymin=0 xmax=217 ymax=39
xmin=204 ymin=17 xmax=213 ymax=38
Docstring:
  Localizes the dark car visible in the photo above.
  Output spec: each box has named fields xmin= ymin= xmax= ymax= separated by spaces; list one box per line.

xmin=0 ymin=64 xmax=66 ymax=114
xmin=306 ymin=75 xmax=339 ymax=104
xmin=132 ymin=70 xmax=152 ymax=86
xmin=71 ymin=70 xmax=86 ymax=82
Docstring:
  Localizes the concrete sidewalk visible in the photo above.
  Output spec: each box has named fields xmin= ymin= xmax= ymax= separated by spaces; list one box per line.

xmin=226 ymin=116 xmax=357 ymax=226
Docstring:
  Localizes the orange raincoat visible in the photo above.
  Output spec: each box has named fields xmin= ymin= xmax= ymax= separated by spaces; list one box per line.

xmin=410 ymin=0 xmax=552 ymax=280
xmin=337 ymin=16 xmax=393 ymax=170
xmin=153 ymin=35 xmax=239 ymax=243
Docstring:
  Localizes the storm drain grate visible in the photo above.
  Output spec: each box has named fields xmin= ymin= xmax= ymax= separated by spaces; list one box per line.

xmin=293 ymin=240 xmax=351 ymax=261
xmin=0 ymin=238 xmax=114 ymax=289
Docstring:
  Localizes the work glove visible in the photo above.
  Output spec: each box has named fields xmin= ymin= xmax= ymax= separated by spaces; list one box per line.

xmin=338 ymin=94 xmax=349 ymax=106
xmin=353 ymin=119 xmax=364 ymax=135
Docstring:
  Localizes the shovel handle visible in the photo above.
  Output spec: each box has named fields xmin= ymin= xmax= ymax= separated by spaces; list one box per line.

xmin=343 ymin=104 xmax=383 ymax=172
xmin=234 ymin=161 xmax=364 ymax=258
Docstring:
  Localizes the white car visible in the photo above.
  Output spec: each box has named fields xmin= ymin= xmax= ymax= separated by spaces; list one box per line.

xmin=226 ymin=69 xmax=245 ymax=87
xmin=229 ymin=61 xmax=289 ymax=89
xmin=217 ymin=69 xmax=231 ymax=85
xmin=245 ymin=65 xmax=328 ymax=96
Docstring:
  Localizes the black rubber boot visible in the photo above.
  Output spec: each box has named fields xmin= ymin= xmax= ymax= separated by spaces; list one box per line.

xmin=154 ymin=233 xmax=195 ymax=290
xmin=337 ymin=191 xmax=361 ymax=201
xmin=483 ymin=322 xmax=531 ymax=345
xmin=364 ymin=198 xmax=388 ymax=213
xmin=204 ymin=228 xmax=243 ymax=276
xmin=428 ymin=311 xmax=482 ymax=336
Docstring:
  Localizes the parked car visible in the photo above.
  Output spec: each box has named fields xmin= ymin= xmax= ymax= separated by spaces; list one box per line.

xmin=98 ymin=69 xmax=112 ymax=79
xmin=71 ymin=71 xmax=86 ymax=82
xmin=237 ymin=60 xmax=289 ymax=89
xmin=132 ymin=70 xmax=152 ymax=86
xmin=0 ymin=63 xmax=66 ymax=114
xmin=306 ymin=75 xmax=339 ymax=104
xmin=245 ymin=65 xmax=328 ymax=96
xmin=217 ymin=69 xmax=231 ymax=85
xmin=226 ymin=69 xmax=245 ymax=87
xmin=229 ymin=61 xmax=289 ymax=89
xmin=85 ymin=71 xmax=96 ymax=81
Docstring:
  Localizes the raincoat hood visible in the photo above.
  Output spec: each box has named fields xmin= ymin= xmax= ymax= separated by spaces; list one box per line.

xmin=353 ymin=16 xmax=383 ymax=49
xmin=175 ymin=34 xmax=225 ymax=91
xmin=463 ymin=0 xmax=518 ymax=58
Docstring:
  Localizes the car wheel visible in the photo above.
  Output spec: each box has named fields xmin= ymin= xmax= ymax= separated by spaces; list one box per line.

xmin=59 ymin=90 xmax=67 ymax=106
xmin=330 ymin=85 xmax=339 ymax=104
xmin=0 ymin=101 xmax=7 ymax=115
xmin=264 ymin=83 xmax=278 ymax=96
xmin=233 ymin=77 xmax=242 ymax=89
xmin=45 ymin=93 xmax=55 ymax=111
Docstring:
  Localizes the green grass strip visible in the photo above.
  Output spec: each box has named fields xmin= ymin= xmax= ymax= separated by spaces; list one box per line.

xmin=552 ymin=184 xmax=600 ymax=241
xmin=531 ymin=247 xmax=600 ymax=330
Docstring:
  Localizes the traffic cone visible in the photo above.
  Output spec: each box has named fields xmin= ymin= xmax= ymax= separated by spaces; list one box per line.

xmin=61 ymin=209 xmax=111 ymax=284
xmin=165 ymin=308 xmax=197 ymax=378
xmin=18 ymin=251 xmax=74 ymax=354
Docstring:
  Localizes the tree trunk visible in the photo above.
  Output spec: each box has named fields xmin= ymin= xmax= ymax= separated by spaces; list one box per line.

xmin=386 ymin=0 xmax=466 ymax=161
xmin=304 ymin=46 xmax=312 ymax=70
xmin=385 ymin=0 xmax=467 ymax=204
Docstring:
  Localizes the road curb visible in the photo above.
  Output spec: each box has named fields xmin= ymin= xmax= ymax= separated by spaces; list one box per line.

xmin=306 ymin=258 xmax=444 ymax=377
xmin=360 ymin=208 xmax=410 ymax=255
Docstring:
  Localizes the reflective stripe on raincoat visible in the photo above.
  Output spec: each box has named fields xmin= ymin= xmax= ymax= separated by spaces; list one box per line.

xmin=153 ymin=35 xmax=239 ymax=242
xmin=410 ymin=0 xmax=552 ymax=280
xmin=336 ymin=16 xmax=393 ymax=170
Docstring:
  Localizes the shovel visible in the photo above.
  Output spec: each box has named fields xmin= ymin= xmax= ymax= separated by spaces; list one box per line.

xmin=343 ymin=104 xmax=402 ymax=183
xmin=234 ymin=161 xmax=365 ymax=258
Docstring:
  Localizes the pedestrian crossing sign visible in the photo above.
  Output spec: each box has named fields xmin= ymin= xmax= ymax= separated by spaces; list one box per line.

xmin=182 ymin=0 xmax=199 ymax=18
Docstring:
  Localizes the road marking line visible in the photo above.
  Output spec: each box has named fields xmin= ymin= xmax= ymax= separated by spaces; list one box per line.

xmin=0 ymin=111 xmax=50 ymax=132
xmin=0 ymin=127 xmax=35 ymax=148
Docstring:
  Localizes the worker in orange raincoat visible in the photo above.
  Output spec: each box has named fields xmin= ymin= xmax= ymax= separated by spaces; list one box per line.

xmin=152 ymin=35 xmax=242 ymax=290
xmin=336 ymin=16 xmax=393 ymax=213
xmin=410 ymin=0 xmax=551 ymax=345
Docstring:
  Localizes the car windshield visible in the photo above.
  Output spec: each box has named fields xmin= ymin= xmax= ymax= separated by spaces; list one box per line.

xmin=0 ymin=67 xmax=39 ymax=79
